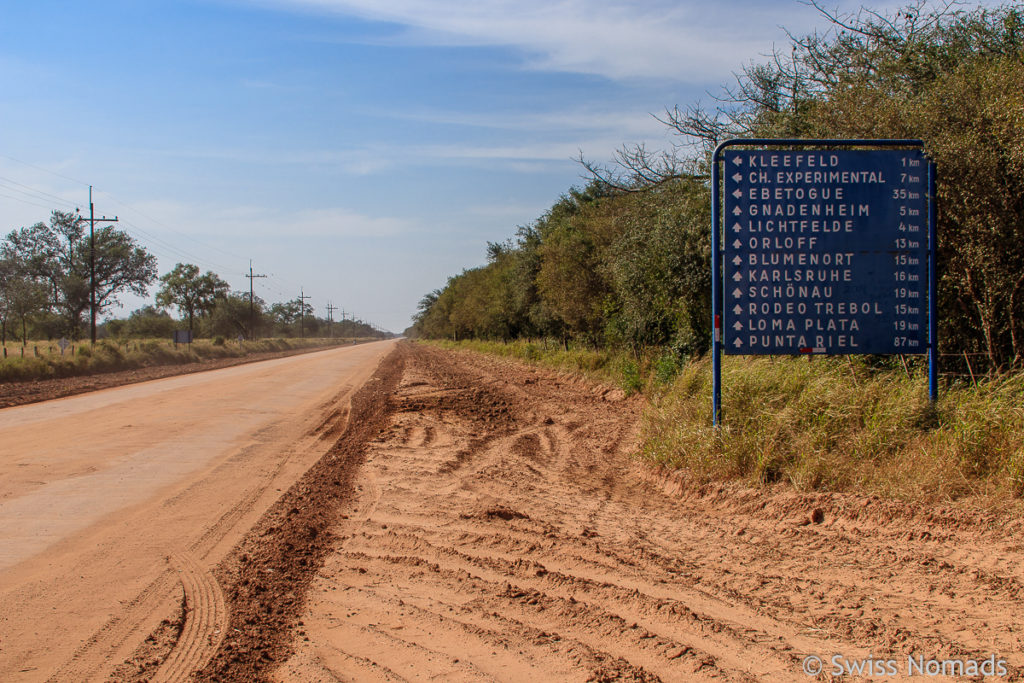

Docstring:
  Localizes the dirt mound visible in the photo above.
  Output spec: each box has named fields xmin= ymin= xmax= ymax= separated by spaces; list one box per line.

xmin=188 ymin=344 xmax=405 ymax=682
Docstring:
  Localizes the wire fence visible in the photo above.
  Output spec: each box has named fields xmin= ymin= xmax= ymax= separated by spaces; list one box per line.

xmin=936 ymin=351 xmax=1003 ymax=386
xmin=0 ymin=338 xmax=214 ymax=359
xmin=0 ymin=336 xmax=360 ymax=361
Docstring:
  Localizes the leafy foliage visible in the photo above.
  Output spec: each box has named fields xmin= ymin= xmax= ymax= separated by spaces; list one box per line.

xmin=2 ymin=210 xmax=158 ymax=339
xmin=124 ymin=305 xmax=177 ymax=338
xmin=0 ymin=257 xmax=49 ymax=343
xmin=156 ymin=263 xmax=229 ymax=332
xmin=415 ymin=1 xmax=1024 ymax=371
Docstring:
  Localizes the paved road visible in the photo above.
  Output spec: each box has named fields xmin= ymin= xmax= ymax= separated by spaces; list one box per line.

xmin=0 ymin=340 xmax=397 ymax=682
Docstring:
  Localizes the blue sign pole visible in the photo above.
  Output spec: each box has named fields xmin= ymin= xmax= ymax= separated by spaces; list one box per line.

xmin=711 ymin=154 xmax=722 ymax=425
xmin=928 ymin=160 xmax=938 ymax=402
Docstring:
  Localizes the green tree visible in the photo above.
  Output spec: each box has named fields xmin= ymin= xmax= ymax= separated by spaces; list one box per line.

xmin=594 ymin=1 xmax=1024 ymax=367
xmin=125 ymin=306 xmax=177 ymax=338
xmin=416 ymin=1 xmax=1024 ymax=368
xmin=534 ymin=185 xmax=619 ymax=343
xmin=210 ymin=292 xmax=267 ymax=339
xmin=2 ymin=210 xmax=158 ymax=339
xmin=155 ymin=263 xmax=230 ymax=333
xmin=269 ymin=299 xmax=314 ymax=337
xmin=0 ymin=257 xmax=49 ymax=344
xmin=601 ymin=179 xmax=712 ymax=355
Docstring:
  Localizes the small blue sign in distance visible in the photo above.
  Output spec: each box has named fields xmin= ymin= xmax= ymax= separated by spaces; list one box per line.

xmin=724 ymin=149 xmax=928 ymax=355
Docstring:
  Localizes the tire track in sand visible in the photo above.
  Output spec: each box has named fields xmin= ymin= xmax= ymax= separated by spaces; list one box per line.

xmin=277 ymin=343 xmax=1024 ymax=682
xmin=152 ymin=552 xmax=227 ymax=682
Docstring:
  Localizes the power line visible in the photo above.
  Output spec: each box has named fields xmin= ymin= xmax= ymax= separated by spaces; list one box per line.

xmin=0 ymin=154 xmax=90 ymax=188
xmin=117 ymin=216 xmax=238 ymax=275
xmin=93 ymin=188 xmax=248 ymax=266
xmin=0 ymin=177 xmax=80 ymax=210
xmin=0 ymin=167 xmax=323 ymax=315
xmin=0 ymin=191 xmax=55 ymax=212
xmin=0 ymin=168 xmax=248 ymax=280
xmin=0 ymin=172 xmax=239 ymax=278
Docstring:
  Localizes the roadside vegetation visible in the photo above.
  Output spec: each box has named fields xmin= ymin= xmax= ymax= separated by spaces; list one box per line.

xmin=0 ymin=336 xmax=372 ymax=384
xmin=412 ymin=0 xmax=1024 ymax=501
xmin=0 ymin=206 xmax=389 ymax=384
xmin=429 ymin=338 xmax=1024 ymax=501
xmin=413 ymin=2 xmax=1024 ymax=371
xmin=427 ymin=338 xmax=652 ymax=392
xmin=643 ymin=357 xmax=1024 ymax=501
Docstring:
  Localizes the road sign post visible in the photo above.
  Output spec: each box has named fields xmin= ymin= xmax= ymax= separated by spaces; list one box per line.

xmin=711 ymin=139 xmax=936 ymax=426
xmin=173 ymin=330 xmax=194 ymax=348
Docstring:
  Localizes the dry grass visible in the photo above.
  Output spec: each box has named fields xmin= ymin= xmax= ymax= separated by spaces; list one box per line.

xmin=426 ymin=339 xmax=640 ymax=390
xmin=427 ymin=340 xmax=1024 ymax=502
xmin=0 ymin=337 xmax=365 ymax=383
xmin=642 ymin=356 xmax=1024 ymax=501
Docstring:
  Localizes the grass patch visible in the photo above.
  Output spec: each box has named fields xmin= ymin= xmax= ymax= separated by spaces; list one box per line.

xmin=642 ymin=356 xmax=1024 ymax=501
xmin=424 ymin=338 xmax=650 ymax=393
xmin=0 ymin=337 xmax=370 ymax=383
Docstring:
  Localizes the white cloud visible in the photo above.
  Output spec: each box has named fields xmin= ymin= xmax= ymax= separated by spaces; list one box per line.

xmin=121 ymin=200 xmax=416 ymax=240
xmin=268 ymin=0 xmax=758 ymax=80
xmin=0 ymin=158 xmax=90 ymax=230
xmin=260 ymin=0 xmax=920 ymax=82
xmin=378 ymin=105 xmax=669 ymax=138
xmin=127 ymin=119 xmax=664 ymax=174
xmin=271 ymin=206 xmax=414 ymax=237
xmin=128 ymin=145 xmax=399 ymax=175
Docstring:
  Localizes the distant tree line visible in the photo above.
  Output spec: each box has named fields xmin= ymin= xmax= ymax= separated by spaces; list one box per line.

xmin=413 ymin=179 xmax=712 ymax=357
xmin=0 ymin=210 xmax=381 ymax=343
xmin=413 ymin=1 xmax=1024 ymax=369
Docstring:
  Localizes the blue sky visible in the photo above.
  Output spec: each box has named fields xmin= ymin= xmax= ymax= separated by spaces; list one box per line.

xmin=0 ymin=0 xmax=952 ymax=332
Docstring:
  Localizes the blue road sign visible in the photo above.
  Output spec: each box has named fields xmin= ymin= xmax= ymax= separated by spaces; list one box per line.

xmin=722 ymin=149 xmax=929 ymax=355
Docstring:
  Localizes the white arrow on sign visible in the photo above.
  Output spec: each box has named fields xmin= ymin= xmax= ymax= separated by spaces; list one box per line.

xmin=732 ymin=222 xmax=742 ymax=233
xmin=732 ymin=173 xmax=743 ymax=183
xmin=732 ymin=206 xmax=742 ymax=216
xmin=732 ymin=188 xmax=743 ymax=199
xmin=732 ymin=271 xmax=743 ymax=282
xmin=733 ymin=239 xmax=742 ymax=249
xmin=732 ymin=156 xmax=743 ymax=166
xmin=732 ymin=287 xmax=743 ymax=298
xmin=733 ymin=337 xmax=743 ymax=348
xmin=733 ymin=304 xmax=743 ymax=315
xmin=733 ymin=320 xmax=743 ymax=331
xmin=732 ymin=255 xmax=742 ymax=266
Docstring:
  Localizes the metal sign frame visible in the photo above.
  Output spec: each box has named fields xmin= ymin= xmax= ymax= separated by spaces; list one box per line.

xmin=711 ymin=138 xmax=937 ymax=426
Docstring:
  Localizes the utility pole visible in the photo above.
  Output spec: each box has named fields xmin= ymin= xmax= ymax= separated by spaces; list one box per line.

xmin=326 ymin=302 xmax=338 ymax=339
xmin=245 ymin=260 xmax=266 ymax=340
xmin=86 ymin=186 xmax=118 ymax=344
xmin=298 ymin=288 xmax=312 ymax=338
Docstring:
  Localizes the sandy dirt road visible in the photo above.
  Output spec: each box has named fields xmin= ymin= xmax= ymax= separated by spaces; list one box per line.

xmin=0 ymin=339 xmax=396 ymax=682
xmin=241 ymin=343 xmax=1023 ymax=683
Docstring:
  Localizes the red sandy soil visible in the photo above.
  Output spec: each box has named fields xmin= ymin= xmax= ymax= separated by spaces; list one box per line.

xmin=0 ymin=342 xmax=373 ymax=408
xmin=0 ymin=341 xmax=395 ymax=683
xmin=123 ymin=341 xmax=1024 ymax=682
